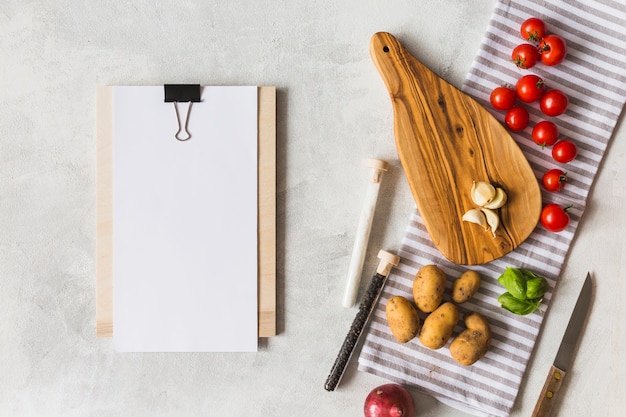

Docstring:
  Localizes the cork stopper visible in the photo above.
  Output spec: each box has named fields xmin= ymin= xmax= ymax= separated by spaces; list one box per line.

xmin=376 ymin=250 xmax=401 ymax=276
xmin=366 ymin=158 xmax=389 ymax=183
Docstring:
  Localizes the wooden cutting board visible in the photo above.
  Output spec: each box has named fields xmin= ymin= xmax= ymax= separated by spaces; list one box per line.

xmin=370 ymin=32 xmax=541 ymax=265
xmin=95 ymin=86 xmax=276 ymax=338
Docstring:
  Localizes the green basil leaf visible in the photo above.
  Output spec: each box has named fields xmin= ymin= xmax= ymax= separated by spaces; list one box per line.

xmin=497 ymin=267 xmax=527 ymax=300
xmin=519 ymin=268 xmax=539 ymax=280
xmin=498 ymin=292 xmax=541 ymax=315
xmin=526 ymin=276 xmax=549 ymax=299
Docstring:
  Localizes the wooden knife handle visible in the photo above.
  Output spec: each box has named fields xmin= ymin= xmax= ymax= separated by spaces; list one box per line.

xmin=531 ymin=365 xmax=567 ymax=417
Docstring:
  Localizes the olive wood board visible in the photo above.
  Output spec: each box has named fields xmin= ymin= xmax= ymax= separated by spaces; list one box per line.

xmin=370 ymin=32 xmax=541 ymax=265
xmin=95 ymin=86 xmax=276 ymax=338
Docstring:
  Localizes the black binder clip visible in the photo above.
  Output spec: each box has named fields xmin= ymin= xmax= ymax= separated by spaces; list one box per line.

xmin=164 ymin=84 xmax=202 ymax=141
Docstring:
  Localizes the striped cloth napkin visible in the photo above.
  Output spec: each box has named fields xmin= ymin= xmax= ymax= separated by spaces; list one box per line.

xmin=358 ymin=1 xmax=626 ymax=416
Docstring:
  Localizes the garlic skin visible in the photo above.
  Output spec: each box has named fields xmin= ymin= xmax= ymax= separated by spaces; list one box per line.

xmin=462 ymin=208 xmax=489 ymax=230
xmin=482 ymin=187 xmax=508 ymax=209
xmin=481 ymin=208 xmax=500 ymax=237
xmin=471 ymin=181 xmax=496 ymax=206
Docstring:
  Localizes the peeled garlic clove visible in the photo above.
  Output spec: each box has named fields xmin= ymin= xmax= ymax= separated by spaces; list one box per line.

xmin=471 ymin=181 xmax=496 ymax=206
xmin=482 ymin=187 xmax=508 ymax=209
xmin=481 ymin=208 xmax=500 ymax=237
xmin=462 ymin=209 xmax=488 ymax=230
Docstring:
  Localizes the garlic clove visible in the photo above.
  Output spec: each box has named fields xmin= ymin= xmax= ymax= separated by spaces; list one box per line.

xmin=481 ymin=208 xmax=500 ymax=237
xmin=482 ymin=187 xmax=508 ymax=209
xmin=471 ymin=181 xmax=496 ymax=206
xmin=462 ymin=208 xmax=489 ymax=230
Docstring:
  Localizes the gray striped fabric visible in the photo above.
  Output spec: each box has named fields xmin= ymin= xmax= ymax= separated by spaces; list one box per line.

xmin=357 ymin=1 xmax=626 ymax=416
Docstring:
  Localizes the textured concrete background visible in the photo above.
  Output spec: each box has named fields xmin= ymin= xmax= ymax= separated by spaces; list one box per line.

xmin=1 ymin=0 xmax=624 ymax=416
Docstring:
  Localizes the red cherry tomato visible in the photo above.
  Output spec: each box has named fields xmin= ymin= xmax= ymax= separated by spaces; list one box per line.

xmin=490 ymin=86 xmax=517 ymax=110
xmin=532 ymin=121 xmax=559 ymax=147
xmin=505 ymin=106 xmax=529 ymax=131
xmin=539 ymin=34 xmax=567 ymax=66
xmin=512 ymin=43 xmax=540 ymax=69
xmin=552 ymin=140 xmax=578 ymax=163
xmin=541 ymin=203 xmax=570 ymax=232
xmin=520 ymin=17 xmax=547 ymax=43
xmin=542 ymin=169 xmax=567 ymax=192
xmin=515 ymin=74 xmax=545 ymax=103
xmin=540 ymin=89 xmax=569 ymax=117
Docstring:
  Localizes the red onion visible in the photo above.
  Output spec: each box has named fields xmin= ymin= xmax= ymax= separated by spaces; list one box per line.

xmin=364 ymin=383 xmax=415 ymax=417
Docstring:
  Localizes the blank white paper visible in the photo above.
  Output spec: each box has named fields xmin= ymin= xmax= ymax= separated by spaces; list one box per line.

xmin=113 ymin=86 xmax=258 ymax=352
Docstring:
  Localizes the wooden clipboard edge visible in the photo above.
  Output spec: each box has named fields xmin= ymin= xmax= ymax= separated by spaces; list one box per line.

xmin=96 ymin=85 xmax=114 ymax=337
xmin=95 ymin=85 xmax=277 ymax=338
xmin=258 ymin=86 xmax=277 ymax=337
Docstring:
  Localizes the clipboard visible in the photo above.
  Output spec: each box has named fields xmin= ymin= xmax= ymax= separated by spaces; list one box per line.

xmin=95 ymin=85 xmax=276 ymax=340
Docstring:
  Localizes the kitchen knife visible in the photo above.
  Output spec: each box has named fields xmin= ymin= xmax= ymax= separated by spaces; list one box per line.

xmin=531 ymin=273 xmax=592 ymax=417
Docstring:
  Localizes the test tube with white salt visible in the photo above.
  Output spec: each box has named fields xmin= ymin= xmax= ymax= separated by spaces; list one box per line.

xmin=342 ymin=158 xmax=388 ymax=308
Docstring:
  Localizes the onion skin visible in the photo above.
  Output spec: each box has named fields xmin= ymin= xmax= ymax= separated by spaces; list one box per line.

xmin=364 ymin=383 xmax=416 ymax=417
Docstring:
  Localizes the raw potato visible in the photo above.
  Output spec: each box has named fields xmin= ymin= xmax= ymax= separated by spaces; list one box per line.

xmin=450 ymin=313 xmax=492 ymax=366
xmin=385 ymin=296 xmax=421 ymax=343
xmin=419 ymin=302 xmax=459 ymax=350
xmin=412 ymin=264 xmax=446 ymax=313
xmin=452 ymin=270 xmax=482 ymax=303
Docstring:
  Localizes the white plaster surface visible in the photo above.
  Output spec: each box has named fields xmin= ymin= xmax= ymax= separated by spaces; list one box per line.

xmin=0 ymin=0 xmax=624 ymax=416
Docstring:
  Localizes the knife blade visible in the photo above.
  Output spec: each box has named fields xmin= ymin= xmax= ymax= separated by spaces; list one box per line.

xmin=531 ymin=273 xmax=592 ymax=417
